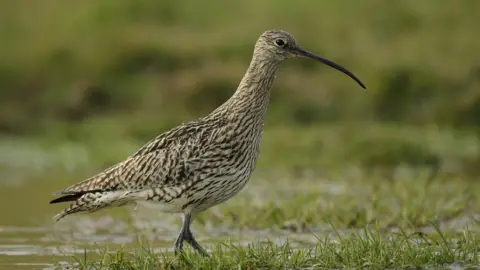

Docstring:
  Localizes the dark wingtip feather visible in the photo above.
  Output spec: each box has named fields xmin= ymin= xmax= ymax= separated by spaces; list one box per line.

xmin=49 ymin=194 xmax=83 ymax=204
xmin=49 ymin=189 xmax=105 ymax=204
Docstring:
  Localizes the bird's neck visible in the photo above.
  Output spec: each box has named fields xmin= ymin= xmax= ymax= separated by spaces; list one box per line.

xmin=213 ymin=55 xmax=280 ymax=121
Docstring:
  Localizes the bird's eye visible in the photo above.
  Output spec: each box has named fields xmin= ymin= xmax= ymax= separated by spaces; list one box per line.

xmin=275 ymin=39 xmax=286 ymax=47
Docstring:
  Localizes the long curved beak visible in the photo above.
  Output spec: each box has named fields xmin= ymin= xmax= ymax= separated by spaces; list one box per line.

xmin=294 ymin=47 xmax=366 ymax=89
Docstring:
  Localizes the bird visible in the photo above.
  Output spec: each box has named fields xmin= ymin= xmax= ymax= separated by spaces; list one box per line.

xmin=49 ymin=30 xmax=366 ymax=256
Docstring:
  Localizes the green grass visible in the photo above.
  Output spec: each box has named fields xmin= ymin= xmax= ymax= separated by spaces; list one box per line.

xmin=200 ymin=173 xmax=478 ymax=230
xmin=44 ymin=150 xmax=479 ymax=269
xmin=68 ymin=224 xmax=479 ymax=269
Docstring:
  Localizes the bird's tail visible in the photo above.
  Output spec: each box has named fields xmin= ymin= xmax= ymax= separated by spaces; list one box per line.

xmin=51 ymin=190 xmax=133 ymax=222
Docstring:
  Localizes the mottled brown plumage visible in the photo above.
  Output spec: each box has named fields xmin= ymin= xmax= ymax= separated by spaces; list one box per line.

xmin=50 ymin=30 xmax=366 ymax=256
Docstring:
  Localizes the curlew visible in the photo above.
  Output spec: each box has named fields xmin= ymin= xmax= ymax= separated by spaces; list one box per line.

xmin=49 ymin=30 xmax=366 ymax=256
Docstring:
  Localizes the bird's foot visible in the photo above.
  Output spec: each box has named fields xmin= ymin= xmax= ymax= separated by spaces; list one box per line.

xmin=174 ymin=228 xmax=209 ymax=257
xmin=184 ymin=230 xmax=209 ymax=257
xmin=174 ymin=233 xmax=184 ymax=256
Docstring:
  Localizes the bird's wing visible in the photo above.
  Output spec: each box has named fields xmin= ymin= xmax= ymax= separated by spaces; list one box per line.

xmin=50 ymin=118 xmax=220 ymax=201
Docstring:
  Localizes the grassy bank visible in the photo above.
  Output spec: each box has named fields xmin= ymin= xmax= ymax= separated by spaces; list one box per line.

xmin=73 ymin=226 xmax=479 ymax=269
xmin=40 ymin=145 xmax=479 ymax=269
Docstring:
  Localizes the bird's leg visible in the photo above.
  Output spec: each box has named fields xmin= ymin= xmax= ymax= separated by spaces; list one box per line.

xmin=174 ymin=213 xmax=209 ymax=257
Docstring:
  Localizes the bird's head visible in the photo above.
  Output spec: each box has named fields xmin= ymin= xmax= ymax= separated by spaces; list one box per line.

xmin=255 ymin=30 xmax=366 ymax=89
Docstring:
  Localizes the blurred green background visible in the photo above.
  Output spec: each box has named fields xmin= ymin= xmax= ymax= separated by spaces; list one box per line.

xmin=1 ymin=0 xmax=479 ymax=170
xmin=0 ymin=0 xmax=479 ymax=267
xmin=1 ymin=0 xmax=479 ymax=131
